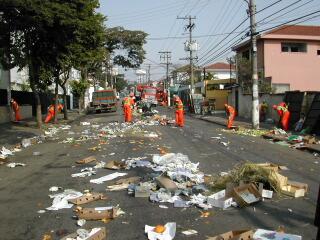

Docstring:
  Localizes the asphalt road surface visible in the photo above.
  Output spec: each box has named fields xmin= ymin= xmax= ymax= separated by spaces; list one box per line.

xmin=0 ymin=106 xmax=319 ymax=240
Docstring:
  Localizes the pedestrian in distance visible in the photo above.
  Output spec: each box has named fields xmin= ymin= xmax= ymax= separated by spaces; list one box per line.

xmin=273 ymin=102 xmax=290 ymax=131
xmin=10 ymin=98 xmax=22 ymax=122
xmin=259 ymin=101 xmax=268 ymax=122
xmin=224 ymin=103 xmax=236 ymax=129
xmin=174 ymin=95 xmax=184 ymax=127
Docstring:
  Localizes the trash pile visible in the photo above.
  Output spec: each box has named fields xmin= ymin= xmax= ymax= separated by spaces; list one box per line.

xmin=262 ymin=128 xmax=320 ymax=154
xmin=222 ymin=127 xmax=269 ymax=137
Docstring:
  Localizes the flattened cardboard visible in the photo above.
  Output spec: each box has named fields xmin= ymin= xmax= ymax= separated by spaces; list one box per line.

xmin=287 ymin=180 xmax=308 ymax=192
xmin=207 ymin=230 xmax=253 ymax=240
xmin=253 ymin=229 xmax=301 ymax=240
xmin=68 ymin=193 xmax=105 ymax=205
xmin=272 ymin=172 xmax=288 ymax=188
xmin=115 ymin=176 xmax=140 ymax=185
xmin=231 ymin=184 xmax=261 ymax=207
xmin=76 ymin=156 xmax=96 ymax=164
xmin=156 ymin=176 xmax=178 ymax=191
xmin=104 ymin=160 xmax=126 ymax=170
xmin=60 ymin=227 xmax=106 ymax=240
xmin=77 ymin=207 xmax=116 ymax=220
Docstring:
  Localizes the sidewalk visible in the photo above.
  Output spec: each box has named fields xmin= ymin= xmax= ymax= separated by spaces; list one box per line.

xmin=0 ymin=111 xmax=85 ymax=147
xmin=190 ymin=112 xmax=274 ymax=130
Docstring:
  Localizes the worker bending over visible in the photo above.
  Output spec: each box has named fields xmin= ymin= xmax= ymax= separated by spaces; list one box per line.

xmin=10 ymin=98 xmax=22 ymax=122
xmin=273 ymin=102 xmax=290 ymax=131
xmin=174 ymin=95 xmax=184 ymax=127
xmin=224 ymin=104 xmax=236 ymax=129
xmin=45 ymin=101 xmax=64 ymax=123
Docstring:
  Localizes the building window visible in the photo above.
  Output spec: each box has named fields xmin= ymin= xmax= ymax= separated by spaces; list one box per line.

xmin=281 ymin=42 xmax=307 ymax=53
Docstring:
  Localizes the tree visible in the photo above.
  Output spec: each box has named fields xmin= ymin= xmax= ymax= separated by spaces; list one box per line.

xmin=105 ymin=27 xmax=147 ymax=69
xmin=114 ymin=75 xmax=128 ymax=92
xmin=69 ymin=79 xmax=89 ymax=112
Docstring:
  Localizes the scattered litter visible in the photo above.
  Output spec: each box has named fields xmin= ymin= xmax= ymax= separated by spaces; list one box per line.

xmin=33 ymin=151 xmax=41 ymax=156
xmin=90 ymin=172 xmax=127 ymax=184
xmin=6 ymin=162 xmax=26 ymax=168
xmin=109 ymin=152 xmax=115 ymax=156
xmin=288 ymin=208 xmax=293 ymax=213
xmin=211 ymin=137 xmax=221 ymax=140
xmin=49 ymin=186 xmax=61 ymax=192
xmin=1 ymin=147 xmax=13 ymax=156
xmin=207 ymin=190 xmax=233 ymax=209
xmin=60 ymin=227 xmax=106 ymax=240
xmin=104 ymin=160 xmax=126 ymax=170
xmin=71 ymin=168 xmax=96 ymax=178
xmin=76 ymin=156 xmax=96 ymax=164
xmin=182 ymin=229 xmax=198 ymax=236
xmin=46 ymin=189 xmax=82 ymax=211
xmin=21 ymin=138 xmax=32 ymax=148
xmin=159 ymin=205 xmax=168 ymax=209
xmin=145 ymin=222 xmax=176 ymax=240
xmin=75 ymin=206 xmax=124 ymax=220
xmin=261 ymin=189 xmax=273 ymax=199
xmin=207 ymin=229 xmax=253 ymax=240
xmin=37 ymin=210 xmax=46 ymax=214
xmin=80 ymin=122 xmax=91 ymax=126
xmin=77 ymin=219 xmax=86 ymax=227
xmin=145 ymin=132 xmax=159 ymax=138
xmin=253 ymin=229 xmax=301 ymax=240
xmin=68 ymin=192 xmax=105 ymax=205
xmin=220 ymin=142 xmax=229 ymax=147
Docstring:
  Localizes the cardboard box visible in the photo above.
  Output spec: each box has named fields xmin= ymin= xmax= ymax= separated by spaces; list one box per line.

xmin=207 ymin=230 xmax=253 ymax=240
xmin=261 ymin=189 xmax=273 ymax=199
xmin=281 ymin=185 xmax=305 ymax=198
xmin=272 ymin=172 xmax=288 ymax=188
xmin=134 ymin=186 xmax=150 ymax=198
xmin=76 ymin=207 xmax=116 ymax=220
xmin=68 ymin=192 xmax=105 ymax=205
xmin=61 ymin=227 xmax=106 ymax=240
xmin=207 ymin=190 xmax=233 ymax=209
xmin=287 ymin=180 xmax=308 ymax=192
xmin=231 ymin=184 xmax=261 ymax=207
xmin=253 ymin=229 xmax=302 ymax=240
xmin=76 ymin=156 xmax=96 ymax=164
xmin=156 ymin=176 xmax=178 ymax=191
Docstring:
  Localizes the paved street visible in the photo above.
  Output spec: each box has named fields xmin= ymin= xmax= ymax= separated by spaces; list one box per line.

xmin=0 ymin=107 xmax=319 ymax=240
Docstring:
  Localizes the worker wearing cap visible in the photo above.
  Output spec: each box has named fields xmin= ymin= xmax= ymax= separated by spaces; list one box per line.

xmin=123 ymin=94 xmax=134 ymax=122
xmin=174 ymin=95 xmax=184 ymax=127
xmin=224 ymin=104 xmax=236 ymax=129
xmin=273 ymin=102 xmax=290 ymax=131
xmin=10 ymin=98 xmax=21 ymax=121
xmin=44 ymin=99 xmax=64 ymax=123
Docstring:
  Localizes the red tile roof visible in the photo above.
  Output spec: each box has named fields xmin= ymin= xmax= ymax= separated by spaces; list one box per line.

xmin=205 ymin=62 xmax=235 ymax=70
xmin=266 ymin=25 xmax=320 ymax=36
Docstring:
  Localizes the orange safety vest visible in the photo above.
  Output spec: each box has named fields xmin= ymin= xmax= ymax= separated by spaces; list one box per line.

xmin=11 ymin=101 xmax=19 ymax=111
xmin=175 ymin=100 xmax=183 ymax=111
xmin=123 ymin=97 xmax=131 ymax=107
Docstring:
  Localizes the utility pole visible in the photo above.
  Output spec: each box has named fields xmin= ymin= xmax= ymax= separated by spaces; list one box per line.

xmin=249 ymin=0 xmax=259 ymax=129
xmin=178 ymin=16 xmax=197 ymax=94
xmin=159 ymin=51 xmax=172 ymax=90
xmin=227 ymin=57 xmax=234 ymax=84
xmin=146 ymin=64 xmax=151 ymax=83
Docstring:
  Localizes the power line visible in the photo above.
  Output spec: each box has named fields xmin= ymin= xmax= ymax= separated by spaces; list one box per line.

xmin=147 ymin=31 xmax=244 ymax=40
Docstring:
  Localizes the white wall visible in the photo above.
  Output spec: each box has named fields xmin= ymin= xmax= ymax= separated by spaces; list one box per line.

xmin=229 ymin=88 xmax=285 ymax=121
xmin=0 ymin=105 xmax=33 ymax=124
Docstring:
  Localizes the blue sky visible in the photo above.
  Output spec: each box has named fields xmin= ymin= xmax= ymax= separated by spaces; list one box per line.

xmin=99 ymin=0 xmax=320 ymax=82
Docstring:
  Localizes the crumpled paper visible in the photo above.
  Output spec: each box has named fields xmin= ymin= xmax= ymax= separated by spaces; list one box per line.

xmin=90 ymin=172 xmax=127 ymax=184
xmin=46 ymin=189 xmax=82 ymax=211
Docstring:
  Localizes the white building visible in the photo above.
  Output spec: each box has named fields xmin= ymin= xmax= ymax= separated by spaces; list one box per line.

xmin=204 ymin=62 xmax=236 ymax=80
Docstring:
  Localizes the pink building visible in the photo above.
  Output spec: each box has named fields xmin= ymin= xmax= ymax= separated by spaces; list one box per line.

xmin=233 ymin=25 xmax=320 ymax=93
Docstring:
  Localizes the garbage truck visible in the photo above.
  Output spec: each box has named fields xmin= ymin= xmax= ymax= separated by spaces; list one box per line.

xmin=90 ymin=89 xmax=117 ymax=113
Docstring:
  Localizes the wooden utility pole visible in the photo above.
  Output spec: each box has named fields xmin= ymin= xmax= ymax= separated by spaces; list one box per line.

xmin=159 ymin=51 xmax=172 ymax=90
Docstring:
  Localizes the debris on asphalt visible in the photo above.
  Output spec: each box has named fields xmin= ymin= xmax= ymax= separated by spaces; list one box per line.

xmin=80 ymin=122 xmax=91 ymax=126
xmin=6 ymin=162 xmax=26 ymax=168
xmin=207 ymin=189 xmax=233 ymax=209
xmin=104 ymin=160 xmax=126 ymax=170
xmin=145 ymin=222 xmax=176 ymax=240
xmin=253 ymin=229 xmax=302 ymax=240
xmin=71 ymin=168 xmax=96 ymax=178
xmin=76 ymin=219 xmax=86 ymax=227
xmin=75 ymin=206 xmax=124 ymax=220
xmin=222 ymin=127 xmax=268 ymax=137
xmin=90 ymin=172 xmax=128 ymax=184
xmin=207 ymin=229 xmax=253 ymax=240
xmin=76 ymin=156 xmax=96 ymax=164
xmin=60 ymin=227 xmax=106 ymax=240
xmin=181 ymin=229 xmax=198 ymax=236
xmin=68 ymin=192 xmax=105 ymax=205
xmin=49 ymin=186 xmax=62 ymax=192
xmin=47 ymin=189 xmax=83 ymax=211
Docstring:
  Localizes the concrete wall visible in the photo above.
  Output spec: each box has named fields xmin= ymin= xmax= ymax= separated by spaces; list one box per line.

xmin=264 ymin=39 xmax=320 ymax=91
xmin=0 ymin=105 xmax=33 ymax=124
xmin=229 ymin=88 xmax=284 ymax=121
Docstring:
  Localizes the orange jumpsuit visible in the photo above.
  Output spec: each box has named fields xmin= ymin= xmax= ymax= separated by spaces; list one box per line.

xmin=175 ymin=97 xmax=184 ymax=127
xmin=273 ymin=102 xmax=290 ymax=131
xmin=123 ymin=97 xmax=133 ymax=122
xmin=225 ymin=104 xmax=236 ymax=129
xmin=45 ymin=104 xmax=63 ymax=123
xmin=11 ymin=100 xmax=21 ymax=121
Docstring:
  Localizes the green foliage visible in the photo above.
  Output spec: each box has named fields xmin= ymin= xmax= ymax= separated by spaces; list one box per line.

xmin=115 ymin=75 xmax=128 ymax=92
xmin=206 ymin=72 xmax=216 ymax=80
xmin=70 ymin=80 xmax=90 ymax=98
xmin=106 ymin=27 xmax=147 ymax=69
